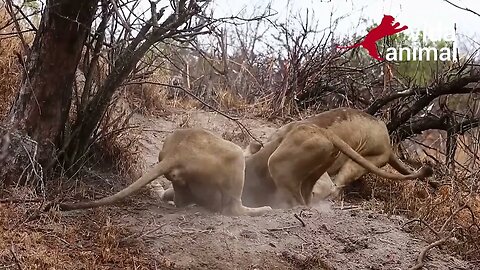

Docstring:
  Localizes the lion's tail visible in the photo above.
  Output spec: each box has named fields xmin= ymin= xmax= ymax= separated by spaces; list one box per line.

xmin=388 ymin=153 xmax=432 ymax=179
xmin=56 ymin=161 xmax=171 ymax=211
xmin=321 ymin=128 xmax=432 ymax=180
xmin=388 ymin=153 xmax=414 ymax=175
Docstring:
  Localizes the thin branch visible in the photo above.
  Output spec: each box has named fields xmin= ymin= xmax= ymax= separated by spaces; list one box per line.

xmin=402 ymin=218 xmax=440 ymax=237
xmin=443 ymin=0 xmax=480 ymax=17
xmin=409 ymin=235 xmax=451 ymax=270
xmin=121 ymin=81 xmax=264 ymax=146
xmin=0 ymin=198 xmax=43 ymax=204
xmin=387 ymin=75 xmax=480 ymax=132
xmin=5 ymin=0 xmax=30 ymax=53
xmin=10 ymin=244 xmax=23 ymax=270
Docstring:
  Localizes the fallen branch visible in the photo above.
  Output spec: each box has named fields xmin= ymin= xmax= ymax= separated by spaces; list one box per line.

xmin=0 ymin=198 xmax=44 ymax=204
xmin=409 ymin=236 xmax=451 ymax=270
xmin=402 ymin=218 xmax=440 ymax=237
xmin=294 ymin=213 xmax=306 ymax=227
xmin=120 ymin=223 xmax=168 ymax=244
xmin=268 ymin=211 xmax=308 ymax=231
xmin=408 ymin=204 xmax=469 ymax=269
xmin=267 ymin=224 xmax=303 ymax=232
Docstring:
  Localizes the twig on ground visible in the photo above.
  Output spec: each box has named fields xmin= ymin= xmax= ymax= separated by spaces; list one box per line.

xmin=267 ymin=224 xmax=303 ymax=232
xmin=377 ymin=238 xmax=396 ymax=245
xmin=402 ymin=218 xmax=440 ymax=237
xmin=294 ymin=213 xmax=306 ymax=227
xmin=268 ymin=212 xmax=307 ymax=232
xmin=0 ymin=198 xmax=44 ymax=204
xmin=120 ymin=223 xmax=168 ymax=243
xmin=10 ymin=244 xmax=23 ymax=270
xmin=332 ymin=205 xmax=360 ymax=210
xmin=408 ymin=203 xmax=469 ymax=269
xmin=409 ymin=235 xmax=451 ymax=270
xmin=373 ymin=228 xmax=392 ymax=234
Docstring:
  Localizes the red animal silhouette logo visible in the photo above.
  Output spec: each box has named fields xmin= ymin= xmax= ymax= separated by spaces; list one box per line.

xmin=337 ymin=15 xmax=408 ymax=61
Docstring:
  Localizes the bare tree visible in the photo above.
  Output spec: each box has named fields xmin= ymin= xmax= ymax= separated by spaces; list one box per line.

xmin=0 ymin=0 xmax=213 ymax=185
xmin=1 ymin=0 xmax=98 ymax=185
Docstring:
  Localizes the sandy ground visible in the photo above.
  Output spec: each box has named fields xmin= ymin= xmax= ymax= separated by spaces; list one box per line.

xmin=113 ymin=200 xmax=472 ymax=270
xmin=101 ymin=110 xmax=476 ymax=270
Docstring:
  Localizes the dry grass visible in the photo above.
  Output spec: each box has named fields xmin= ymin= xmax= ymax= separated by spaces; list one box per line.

xmin=0 ymin=7 xmax=24 ymax=120
xmin=124 ymin=81 xmax=170 ymax=116
xmin=124 ymin=69 xmax=260 ymax=118
xmin=0 ymin=187 xmax=170 ymax=269
xmin=213 ymin=89 xmax=249 ymax=111
xmin=92 ymin=132 xmax=143 ymax=180
xmin=90 ymin=101 xmax=144 ymax=181
xmin=221 ymin=128 xmax=250 ymax=148
xmin=346 ymin=169 xmax=480 ymax=261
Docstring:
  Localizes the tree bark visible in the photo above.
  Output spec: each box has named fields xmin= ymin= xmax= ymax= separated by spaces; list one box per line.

xmin=1 ymin=0 xmax=98 ymax=185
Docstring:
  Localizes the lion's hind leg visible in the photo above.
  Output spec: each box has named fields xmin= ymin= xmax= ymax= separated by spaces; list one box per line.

xmin=268 ymin=124 xmax=335 ymax=208
xmin=330 ymin=153 xmax=389 ymax=198
xmin=302 ymin=168 xmax=332 ymax=206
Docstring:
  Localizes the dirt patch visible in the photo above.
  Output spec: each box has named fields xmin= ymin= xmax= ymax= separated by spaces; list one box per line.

xmin=63 ymin=199 xmax=474 ymax=270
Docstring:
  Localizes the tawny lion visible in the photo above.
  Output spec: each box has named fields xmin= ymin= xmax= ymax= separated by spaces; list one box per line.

xmin=48 ymin=128 xmax=271 ymax=216
xmin=242 ymin=107 xmax=432 ymax=208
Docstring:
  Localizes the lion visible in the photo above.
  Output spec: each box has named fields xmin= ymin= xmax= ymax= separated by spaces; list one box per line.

xmin=337 ymin=14 xmax=408 ymax=60
xmin=48 ymin=128 xmax=272 ymax=216
xmin=242 ymin=107 xmax=432 ymax=209
xmin=310 ymin=172 xmax=335 ymax=205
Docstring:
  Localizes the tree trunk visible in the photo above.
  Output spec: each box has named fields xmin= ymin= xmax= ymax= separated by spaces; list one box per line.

xmin=1 ymin=0 xmax=98 ymax=186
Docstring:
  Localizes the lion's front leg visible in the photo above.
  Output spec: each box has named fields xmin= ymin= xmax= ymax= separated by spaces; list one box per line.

xmin=171 ymin=182 xmax=195 ymax=208
xmin=160 ymin=186 xmax=175 ymax=202
xmin=220 ymin=157 xmax=272 ymax=216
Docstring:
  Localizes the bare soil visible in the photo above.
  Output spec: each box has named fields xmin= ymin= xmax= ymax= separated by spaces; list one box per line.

xmin=113 ymin=199 xmax=473 ymax=270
